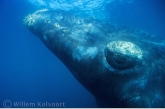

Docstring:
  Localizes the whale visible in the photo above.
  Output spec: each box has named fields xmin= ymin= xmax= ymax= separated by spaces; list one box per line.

xmin=24 ymin=9 xmax=165 ymax=107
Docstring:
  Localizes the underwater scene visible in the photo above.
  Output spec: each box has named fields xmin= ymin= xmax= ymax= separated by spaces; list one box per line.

xmin=0 ymin=0 xmax=165 ymax=108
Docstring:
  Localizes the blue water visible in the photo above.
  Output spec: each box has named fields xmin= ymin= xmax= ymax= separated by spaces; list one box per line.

xmin=0 ymin=0 xmax=165 ymax=108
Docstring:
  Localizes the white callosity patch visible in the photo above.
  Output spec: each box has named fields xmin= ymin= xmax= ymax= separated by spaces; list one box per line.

xmin=69 ymin=22 xmax=92 ymax=42
xmin=72 ymin=51 xmax=81 ymax=62
xmin=78 ymin=46 xmax=86 ymax=56
xmin=84 ymin=23 xmax=93 ymax=32
xmin=70 ymin=22 xmax=100 ymax=43
xmin=24 ymin=9 xmax=48 ymax=26
xmin=107 ymin=41 xmax=142 ymax=59
xmin=86 ymin=47 xmax=98 ymax=59
xmin=72 ymin=46 xmax=98 ymax=61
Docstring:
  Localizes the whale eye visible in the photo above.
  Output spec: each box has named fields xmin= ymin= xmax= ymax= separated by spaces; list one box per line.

xmin=105 ymin=41 xmax=142 ymax=70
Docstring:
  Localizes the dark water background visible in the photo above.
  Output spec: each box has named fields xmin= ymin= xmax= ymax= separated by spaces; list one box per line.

xmin=0 ymin=0 xmax=165 ymax=108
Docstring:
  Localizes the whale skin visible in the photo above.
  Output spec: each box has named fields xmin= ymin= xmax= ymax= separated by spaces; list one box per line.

xmin=24 ymin=9 xmax=165 ymax=107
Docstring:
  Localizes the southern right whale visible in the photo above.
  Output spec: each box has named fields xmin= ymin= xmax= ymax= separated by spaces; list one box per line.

xmin=24 ymin=9 xmax=165 ymax=107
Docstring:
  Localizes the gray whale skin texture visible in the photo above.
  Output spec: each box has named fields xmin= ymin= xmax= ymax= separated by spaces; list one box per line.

xmin=24 ymin=9 xmax=165 ymax=108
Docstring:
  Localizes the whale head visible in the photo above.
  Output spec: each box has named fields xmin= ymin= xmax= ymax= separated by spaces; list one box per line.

xmin=24 ymin=9 xmax=165 ymax=107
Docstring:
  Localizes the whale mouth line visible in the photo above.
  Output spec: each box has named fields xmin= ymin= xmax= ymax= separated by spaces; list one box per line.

xmin=127 ymin=95 xmax=141 ymax=101
xmin=117 ymin=95 xmax=141 ymax=106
